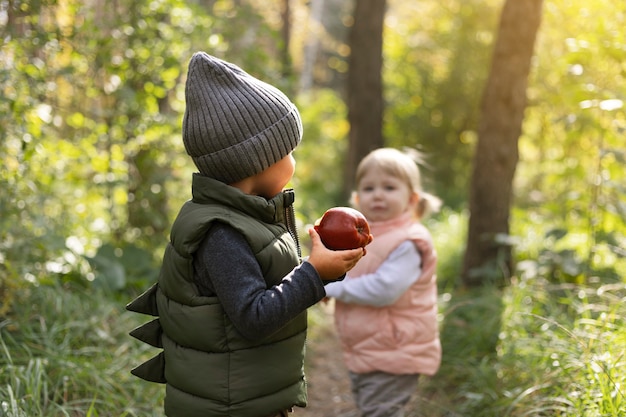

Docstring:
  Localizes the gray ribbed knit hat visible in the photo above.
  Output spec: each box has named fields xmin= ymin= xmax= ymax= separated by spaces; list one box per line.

xmin=182 ymin=52 xmax=303 ymax=184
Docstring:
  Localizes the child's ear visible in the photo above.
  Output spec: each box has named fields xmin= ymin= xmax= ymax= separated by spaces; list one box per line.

xmin=409 ymin=192 xmax=420 ymax=207
xmin=350 ymin=191 xmax=360 ymax=207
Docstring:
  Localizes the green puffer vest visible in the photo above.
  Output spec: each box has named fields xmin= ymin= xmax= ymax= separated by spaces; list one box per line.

xmin=127 ymin=174 xmax=307 ymax=417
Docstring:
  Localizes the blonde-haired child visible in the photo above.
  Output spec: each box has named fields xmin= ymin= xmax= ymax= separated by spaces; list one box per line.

xmin=325 ymin=147 xmax=441 ymax=417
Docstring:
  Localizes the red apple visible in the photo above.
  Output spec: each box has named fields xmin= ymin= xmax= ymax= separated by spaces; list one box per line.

xmin=314 ymin=207 xmax=373 ymax=250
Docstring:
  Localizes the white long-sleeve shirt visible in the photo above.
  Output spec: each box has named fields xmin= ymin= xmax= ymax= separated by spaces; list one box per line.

xmin=324 ymin=240 xmax=422 ymax=307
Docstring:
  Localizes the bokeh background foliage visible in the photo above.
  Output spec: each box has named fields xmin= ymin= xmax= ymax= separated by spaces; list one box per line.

xmin=1 ymin=0 xmax=624 ymax=297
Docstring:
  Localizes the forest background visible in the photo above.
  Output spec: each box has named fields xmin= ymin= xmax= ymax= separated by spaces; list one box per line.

xmin=1 ymin=0 xmax=625 ymax=416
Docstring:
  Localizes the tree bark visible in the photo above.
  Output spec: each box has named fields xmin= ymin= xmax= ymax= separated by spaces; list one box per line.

xmin=280 ymin=0 xmax=292 ymax=82
xmin=299 ymin=0 xmax=325 ymax=92
xmin=342 ymin=0 xmax=386 ymax=201
xmin=462 ymin=0 xmax=544 ymax=287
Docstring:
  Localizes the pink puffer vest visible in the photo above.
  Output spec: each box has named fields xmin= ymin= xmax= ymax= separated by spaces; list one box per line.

xmin=333 ymin=212 xmax=441 ymax=375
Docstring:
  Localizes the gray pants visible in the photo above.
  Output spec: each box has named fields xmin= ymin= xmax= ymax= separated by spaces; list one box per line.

xmin=349 ymin=371 xmax=420 ymax=417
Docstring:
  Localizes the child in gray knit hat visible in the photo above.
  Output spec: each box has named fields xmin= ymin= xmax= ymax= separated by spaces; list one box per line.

xmin=127 ymin=52 xmax=365 ymax=417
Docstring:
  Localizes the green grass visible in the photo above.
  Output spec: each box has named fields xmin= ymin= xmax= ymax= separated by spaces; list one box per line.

xmin=496 ymin=280 xmax=626 ymax=416
xmin=0 ymin=284 xmax=165 ymax=417
xmin=416 ymin=280 xmax=626 ymax=417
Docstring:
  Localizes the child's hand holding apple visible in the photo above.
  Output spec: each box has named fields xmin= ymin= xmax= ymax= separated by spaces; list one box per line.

xmin=306 ymin=207 xmax=372 ymax=282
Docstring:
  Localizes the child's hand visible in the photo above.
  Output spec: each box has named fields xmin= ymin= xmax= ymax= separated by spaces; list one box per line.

xmin=307 ymin=227 xmax=365 ymax=282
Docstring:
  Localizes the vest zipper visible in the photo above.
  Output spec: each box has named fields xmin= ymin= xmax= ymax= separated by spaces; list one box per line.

xmin=284 ymin=194 xmax=302 ymax=259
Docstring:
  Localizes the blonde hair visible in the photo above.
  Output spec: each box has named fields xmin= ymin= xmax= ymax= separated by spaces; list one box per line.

xmin=352 ymin=147 xmax=442 ymax=219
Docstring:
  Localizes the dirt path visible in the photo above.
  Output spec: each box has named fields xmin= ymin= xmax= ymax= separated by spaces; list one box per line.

xmin=297 ymin=302 xmax=445 ymax=417
xmin=297 ymin=302 xmax=358 ymax=417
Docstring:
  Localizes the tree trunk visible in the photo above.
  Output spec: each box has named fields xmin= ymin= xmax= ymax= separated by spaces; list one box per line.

xmin=299 ymin=0 xmax=325 ymax=92
xmin=342 ymin=0 xmax=385 ymax=201
xmin=280 ymin=0 xmax=292 ymax=83
xmin=462 ymin=0 xmax=543 ymax=287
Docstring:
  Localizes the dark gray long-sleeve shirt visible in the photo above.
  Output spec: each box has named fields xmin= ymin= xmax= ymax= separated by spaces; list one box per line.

xmin=193 ymin=222 xmax=326 ymax=341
